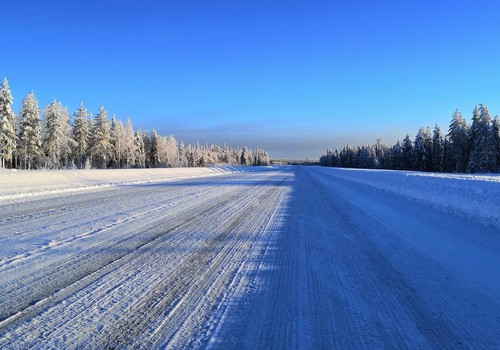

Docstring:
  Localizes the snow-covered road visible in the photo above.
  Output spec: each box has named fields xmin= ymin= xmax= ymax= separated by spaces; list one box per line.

xmin=0 ymin=166 xmax=499 ymax=349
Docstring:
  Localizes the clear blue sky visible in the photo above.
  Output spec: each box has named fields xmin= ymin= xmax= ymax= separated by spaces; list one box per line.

xmin=3 ymin=0 xmax=500 ymax=159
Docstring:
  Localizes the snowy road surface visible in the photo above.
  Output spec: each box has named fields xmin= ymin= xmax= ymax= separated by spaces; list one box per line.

xmin=0 ymin=166 xmax=499 ymax=349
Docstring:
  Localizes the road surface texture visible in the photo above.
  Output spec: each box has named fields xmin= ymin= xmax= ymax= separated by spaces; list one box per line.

xmin=0 ymin=166 xmax=498 ymax=349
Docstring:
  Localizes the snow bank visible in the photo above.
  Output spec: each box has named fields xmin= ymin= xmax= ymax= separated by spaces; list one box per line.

xmin=0 ymin=166 xmax=244 ymax=201
xmin=320 ymin=167 xmax=500 ymax=229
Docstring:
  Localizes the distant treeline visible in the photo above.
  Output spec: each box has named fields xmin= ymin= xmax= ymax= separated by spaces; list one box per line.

xmin=320 ymin=105 xmax=500 ymax=173
xmin=0 ymin=78 xmax=269 ymax=170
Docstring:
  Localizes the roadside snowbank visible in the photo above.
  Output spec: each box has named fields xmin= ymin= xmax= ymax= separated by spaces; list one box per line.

xmin=318 ymin=167 xmax=500 ymax=229
xmin=0 ymin=166 xmax=243 ymax=200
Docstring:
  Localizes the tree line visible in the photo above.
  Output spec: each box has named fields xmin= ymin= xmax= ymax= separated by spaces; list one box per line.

xmin=0 ymin=78 xmax=269 ymax=170
xmin=320 ymin=105 xmax=500 ymax=173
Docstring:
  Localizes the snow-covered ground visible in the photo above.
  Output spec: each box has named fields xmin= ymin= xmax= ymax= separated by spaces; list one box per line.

xmin=0 ymin=166 xmax=243 ymax=201
xmin=321 ymin=167 xmax=500 ymax=229
xmin=0 ymin=166 xmax=499 ymax=349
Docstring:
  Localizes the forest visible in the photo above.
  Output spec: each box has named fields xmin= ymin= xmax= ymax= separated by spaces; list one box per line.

xmin=0 ymin=78 xmax=270 ymax=170
xmin=320 ymin=106 xmax=500 ymax=173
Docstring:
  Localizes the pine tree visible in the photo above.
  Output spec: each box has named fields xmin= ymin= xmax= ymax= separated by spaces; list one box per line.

xmin=73 ymin=102 xmax=89 ymax=168
xmin=0 ymin=78 xmax=17 ymax=168
xmin=133 ymin=129 xmax=145 ymax=168
xmin=159 ymin=135 xmax=179 ymax=167
xmin=374 ymin=138 xmax=388 ymax=169
xmin=59 ymin=103 xmax=75 ymax=167
xmin=442 ymin=137 xmax=454 ymax=173
xmin=448 ymin=109 xmax=469 ymax=172
xmin=149 ymin=129 xmax=159 ymax=167
xmin=42 ymin=100 xmax=74 ymax=169
xmin=110 ymin=115 xmax=126 ymax=168
xmin=43 ymin=99 xmax=65 ymax=169
xmin=414 ymin=128 xmax=427 ymax=171
xmin=391 ymin=140 xmax=403 ymax=170
xmin=468 ymin=105 xmax=495 ymax=172
xmin=432 ymin=125 xmax=445 ymax=172
xmin=90 ymin=106 xmax=112 ymax=169
xmin=240 ymin=147 xmax=249 ymax=165
xmin=178 ymin=141 xmax=188 ymax=167
xmin=402 ymin=134 xmax=414 ymax=170
xmin=253 ymin=148 xmax=270 ymax=166
xmin=124 ymin=118 xmax=135 ymax=167
xmin=19 ymin=91 xmax=42 ymax=170
xmin=492 ymin=116 xmax=500 ymax=172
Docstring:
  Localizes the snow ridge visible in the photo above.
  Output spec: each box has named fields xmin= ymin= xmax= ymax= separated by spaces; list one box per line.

xmin=319 ymin=167 xmax=500 ymax=229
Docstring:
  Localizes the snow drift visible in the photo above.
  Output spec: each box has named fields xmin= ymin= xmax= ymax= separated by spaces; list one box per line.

xmin=316 ymin=167 xmax=500 ymax=229
xmin=0 ymin=166 xmax=243 ymax=201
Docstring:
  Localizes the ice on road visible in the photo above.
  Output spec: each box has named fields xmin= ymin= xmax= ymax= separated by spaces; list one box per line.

xmin=0 ymin=166 xmax=499 ymax=349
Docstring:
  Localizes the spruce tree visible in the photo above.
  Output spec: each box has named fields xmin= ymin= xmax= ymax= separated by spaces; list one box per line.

xmin=133 ymin=129 xmax=145 ymax=168
xmin=90 ymin=106 xmax=112 ymax=169
xmin=43 ymin=99 xmax=65 ymax=169
xmin=73 ymin=102 xmax=89 ymax=168
xmin=124 ymin=118 xmax=135 ymax=167
xmin=149 ymin=129 xmax=159 ymax=167
xmin=414 ymin=128 xmax=427 ymax=171
xmin=19 ymin=91 xmax=42 ymax=170
xmin=432 ymin=125 xmax=445 ymax=172
xmin=178 ymin=141 xmax=188 ymax=167
xmin=240 ymin=147 xmax=249 ymax=165
xmin=402 ymin=135 xmax=414 ymax=170
xmin=468 ymin=105 xmax=495 ymax=172
xmin=391 ymin=140 xmax=403 ymax=170
xmin=110 ymin=115 xmax=126 ymax=168
xmin=492 ymin=116 xmax=500 ymax=172
xmin=448 ymin=109 xmax=469 ymax=172
xmin=442 ymin=137 xmax=454 ymax=173
xmin=0 ymin=78 xmax=17 ymax=168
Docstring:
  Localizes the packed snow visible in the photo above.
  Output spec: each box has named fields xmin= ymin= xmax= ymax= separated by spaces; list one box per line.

xmin=0 ymin=166 xmax=498 ymax=349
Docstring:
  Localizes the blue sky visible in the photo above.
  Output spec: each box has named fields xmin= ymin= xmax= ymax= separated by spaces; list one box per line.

xmin=3 ymin=0 xmax=500 ymax=159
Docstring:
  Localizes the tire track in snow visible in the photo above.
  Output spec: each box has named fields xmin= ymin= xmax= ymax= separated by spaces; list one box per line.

xmin=93 ymin=174 xmax=289 ymax=349
xmin=0 ymin=169 xmax=291 ymax=349
xmin=0 ymin=183 xmax=239 ymax=334
xmin=0 ymin=185 xmax=221 ymax=323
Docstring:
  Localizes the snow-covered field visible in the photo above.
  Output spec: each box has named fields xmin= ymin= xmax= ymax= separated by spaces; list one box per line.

xmin=0 ymin=166 xmax=499 ymax=349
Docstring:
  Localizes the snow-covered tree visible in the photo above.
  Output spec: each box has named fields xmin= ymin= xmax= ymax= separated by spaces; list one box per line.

xmin=90 ymin=106 xmax=112 ymax=169
xmin=133 ymin=129 xmax=146 ymax=168
xmin=148 ymin=129 xmax=160 ymax=167
xmin=320 ymin=105 xmax=499 ymax=174
xmin=374 ymin=138 xmax=388 ymax=169
xmin=254 ymin=148 xmax=270 ymax=166
xmin=468 ymin=105 xmax=495 ymax=173
xmin=492 ymin=116 xmax=500 ymax=172
xmin=448 ymin=109 xmax=469 ymax=172
xmin=110 ymin=115 xmax=127 ymax=168
xmin=43 ymin=99 xmax=65 ymax=169
xmin=123 ymin=118 xmax=135 ymax=167
xmin=432 ymin=125 xmax=445 ymax=172
xmin=401 ymin=134 xmax=413 ymax=170
xmin=390 ymin=141 xmax=403 ymax=170
xmin=442 ymin=137 xmax=454 ymax=173
xmin=240 ymin=147 xmax=253 ymax=165
xmin=19 ymin=91 xmax=42 ymax=170
xmin=73 ymin=102 xmax=89 ymax=168
xmin=158 ymin=135 xmax=179 ymax=167
xmin=414 ymin=128 xmax=427 ymax=171
xmin=0 ymin=78 xmax=17 ymax=168
xmin=178 ymin=141 xmax=188 ymax=167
